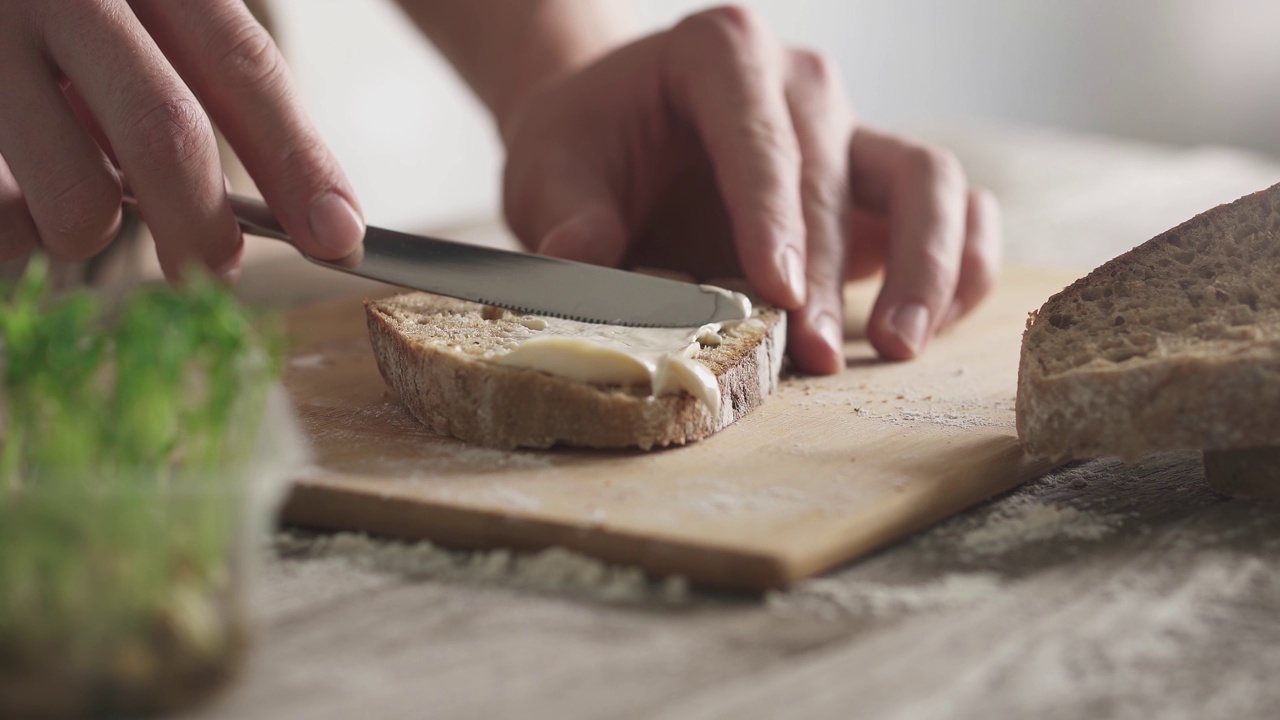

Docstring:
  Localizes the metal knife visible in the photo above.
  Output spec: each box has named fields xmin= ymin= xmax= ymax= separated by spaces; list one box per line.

xmin=122 ymin=192 xmax=749 ymax=328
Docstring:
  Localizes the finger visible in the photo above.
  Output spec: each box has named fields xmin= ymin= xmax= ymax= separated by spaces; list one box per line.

xmin=944 ymin=187 xmax=1002 ymax=326
xmin=844 ymin=209 xmax=889 ymax=281
xmin=63 ymin=82 xmax=118 ymax=165
xmin=665 ymin=6 xmax=806 ymax=309
xmin=0 ymin=42 xmax=121 ymax=261
xmin=504 ymin=157 xmax=630 ymax=267
xmin=535 ymin=209 xmax=629 ymax=267
xmin=848 ymin=127 xmax=969 ymax=360
xmin=783 ymin=48 xmax=854 ymax=375
xmin=0 ymin=155 xmax=39 ymax=263
xmin=131 ymin=0 xmax=364 ymax=260
xmin=44 ymin=1 xmax=241 ymax=281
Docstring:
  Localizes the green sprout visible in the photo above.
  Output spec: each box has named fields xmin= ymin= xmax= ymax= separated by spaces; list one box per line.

xmin=0 ymin=257 xmax=283 ymax=715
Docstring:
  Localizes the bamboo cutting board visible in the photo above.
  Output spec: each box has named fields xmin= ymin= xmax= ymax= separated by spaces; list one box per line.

xmin=279 ymin=266 xmax=1076 ymax=590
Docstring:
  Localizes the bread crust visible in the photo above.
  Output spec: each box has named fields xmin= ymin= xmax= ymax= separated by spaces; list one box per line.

xmin=1018 ymin=342 xmax=1280 ymax=460
xmin=1017 ymin=182 xmax=1280 ymax=461
xmin=365 ymin=294 xmax=787 ymax=449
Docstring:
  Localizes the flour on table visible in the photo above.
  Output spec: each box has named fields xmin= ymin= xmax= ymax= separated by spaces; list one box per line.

xmin=764 ymin=462 xmax=1138 ymax=621
xmin=767 ymin=572 xmax=1004 ymax=621
xmin=274 ymin=531 xmax=689 ymax=604
xmin=763 ymin=500 xmax=1122 ymax=622
xmin=957 ymin=502 xmax=1126 ymax=558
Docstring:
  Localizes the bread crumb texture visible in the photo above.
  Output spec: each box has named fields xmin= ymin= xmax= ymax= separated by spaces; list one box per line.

xmin=365 ymin=293 xmax=786 ymax=450
xmin=1018 ymin=182 xmax=1280 ymax=461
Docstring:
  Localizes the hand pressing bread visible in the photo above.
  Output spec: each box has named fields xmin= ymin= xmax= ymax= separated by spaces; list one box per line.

xmin=498 ymin=6 xmax=1000 ymax=373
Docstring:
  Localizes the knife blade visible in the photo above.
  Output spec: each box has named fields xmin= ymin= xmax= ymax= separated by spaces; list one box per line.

xmin=123 ymin=192 xmax=751 ymax=328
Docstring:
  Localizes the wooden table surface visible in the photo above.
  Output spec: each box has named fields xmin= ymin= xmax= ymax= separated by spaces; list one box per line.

xmin=189 ymin=128 xmax=1280 ymax=720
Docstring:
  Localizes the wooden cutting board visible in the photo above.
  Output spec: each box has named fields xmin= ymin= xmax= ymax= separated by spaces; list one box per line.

xmin=279 ymin=266 xmax=1076 ymax=590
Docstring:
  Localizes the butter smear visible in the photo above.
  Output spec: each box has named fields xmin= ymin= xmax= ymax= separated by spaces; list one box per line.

xmin=496 ymin=286 xmax=753 ymax=416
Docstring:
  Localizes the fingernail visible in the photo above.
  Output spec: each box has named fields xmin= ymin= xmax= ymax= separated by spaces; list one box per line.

xmin=816 ymin=311 xmax=843 ymax=356
xmin=890 ymin=303 xmax=931 ymax=355
xmin=309 ymin=192 xmax=365 ymax=255
xmin=780 ymin=245 xmax=806 ymax=305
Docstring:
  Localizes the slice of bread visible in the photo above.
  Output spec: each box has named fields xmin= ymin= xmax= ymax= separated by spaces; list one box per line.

xmin=366 ymin=293 xmax=786 ymax=449
xmin=1017 ymin=182 xmax=1280 ymax=461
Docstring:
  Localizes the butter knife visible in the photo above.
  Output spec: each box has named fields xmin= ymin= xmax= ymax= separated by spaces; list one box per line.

xmin=122 ymin=192 xmax=749 ymax=328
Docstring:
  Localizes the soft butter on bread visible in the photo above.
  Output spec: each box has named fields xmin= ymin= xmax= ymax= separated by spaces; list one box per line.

xmin=366 ymin=292 xmax=786 ymax=449
xmin=1017 ymin=182 xmax=1280 ymax=471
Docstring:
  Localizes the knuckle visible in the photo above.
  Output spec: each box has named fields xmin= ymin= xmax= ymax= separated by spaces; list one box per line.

xmin=771 ymin=210 xmax=807 ymax=250
xmin=916 ymin=241 xmax=962 ymax=292
xmin=900 ymin=143 xmax=966 ymax=190
xmin=674 ymin=4 xmax=766 ymax=54
xmin=790 ymin=48 xmax=839 ymax=89
xmin=801 ymin=167 xmax=847 ymax=216
xmin=273 ymin=134 xmax=340 ymax=194
xmin=972 ymin=185 xmax=999 ymax=211
xmin=741 ymin=114 xmax=802 ymax=166
xmin=211 ymin=18 xmax=284 ymax=90
xmin=703 ymin=4 xmax=765 ymax=35
xmin=806 ymin=248 xmax=843 ymax=290
xmin=122 ymin=96 xmax=214 ymax=173
xmin=36 ymin=172 xmax=120 ymax=257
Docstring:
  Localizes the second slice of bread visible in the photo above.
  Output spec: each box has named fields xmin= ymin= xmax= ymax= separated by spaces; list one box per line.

xmin=366 ymin=293 xmax=787 ymax=450
xmin=1017 ymin=182 xmax=1280 ymax=461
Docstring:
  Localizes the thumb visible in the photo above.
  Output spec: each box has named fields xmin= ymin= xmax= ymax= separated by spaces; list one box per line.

xmin=508 ymin=157 xmax=630 ymax=266
xmin=537 ymin=205 xmax=629 ymax=267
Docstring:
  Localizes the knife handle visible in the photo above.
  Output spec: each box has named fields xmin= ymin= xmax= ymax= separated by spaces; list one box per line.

xmin=120 ymin=189 xmax=294 ymax=244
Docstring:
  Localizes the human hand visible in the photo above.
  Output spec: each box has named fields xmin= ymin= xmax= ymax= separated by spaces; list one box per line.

xmin=0 ymin=0 xmax=364 ymax=281
xmin=500 ymin=6 xmax=1000 ymax=373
